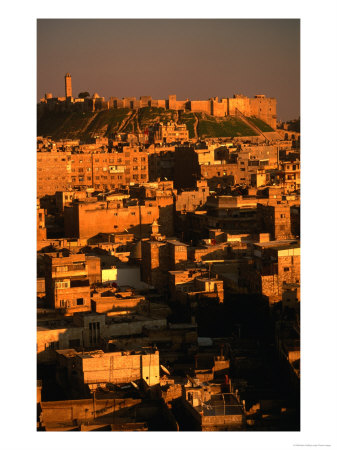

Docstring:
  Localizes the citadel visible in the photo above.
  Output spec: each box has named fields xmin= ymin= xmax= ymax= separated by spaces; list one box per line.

xmin=39 ymin=73 xmax=277 ymax=129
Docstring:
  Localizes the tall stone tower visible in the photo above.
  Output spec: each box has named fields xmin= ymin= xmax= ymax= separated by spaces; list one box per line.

xmin=65 ymin=73 xmax=72 ymax=98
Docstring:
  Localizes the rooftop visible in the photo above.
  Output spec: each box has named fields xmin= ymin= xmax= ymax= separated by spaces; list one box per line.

xmin=254 ymin=239 xmax=300 ymax=250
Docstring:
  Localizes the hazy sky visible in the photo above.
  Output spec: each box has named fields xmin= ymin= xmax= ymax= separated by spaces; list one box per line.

xmin=37 ymin=19 xmax=300 ymax=121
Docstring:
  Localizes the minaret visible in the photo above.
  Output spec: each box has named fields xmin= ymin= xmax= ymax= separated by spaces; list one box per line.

xmin=65 ymin=73 xmax=72 ymax=98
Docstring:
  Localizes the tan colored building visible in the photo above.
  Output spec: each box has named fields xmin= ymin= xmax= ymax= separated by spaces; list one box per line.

xmin=152 ymin=121 xmax=189 ymax=143
xmin=37 ymin=147 xmax=149 ymax=197
xmin=249 ymin=240 xmax=300 ymax=303
xmin=37 ymin=151 xmax=72 ymax=197
xmin=44 ymin=253 xmax=91 ymax=313
xmin=71 ymin=348 xmax=160 ymax=389
xmin=64 ymin=198 xmax=169 ymax=239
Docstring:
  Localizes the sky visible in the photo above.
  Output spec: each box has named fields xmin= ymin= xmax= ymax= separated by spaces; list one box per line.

xmin=37 ymin=19 xmax=300 ymax=121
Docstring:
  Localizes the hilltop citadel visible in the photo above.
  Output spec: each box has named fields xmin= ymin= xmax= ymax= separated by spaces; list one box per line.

xmin=39 ymin=73 xmax=277 ymax=129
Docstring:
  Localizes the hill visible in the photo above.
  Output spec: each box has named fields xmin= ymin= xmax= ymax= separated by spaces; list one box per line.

xmin=36 ymin=107 xmax=272 ymax=141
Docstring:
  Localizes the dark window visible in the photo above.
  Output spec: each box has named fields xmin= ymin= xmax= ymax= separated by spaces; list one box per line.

xmin=77 ymin=298 xmax=84 ymax=305
xmin=69 ymin=339 xmax=81 ymax=348
xmin=283 ymin=267 xmax=290 ymax=272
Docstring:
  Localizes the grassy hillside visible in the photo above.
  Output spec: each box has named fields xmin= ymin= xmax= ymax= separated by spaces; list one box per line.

xmin=37 ymin=107 xmax=262 ymax=140
xmin=195 ymin=113 xmax=258 ymax=138
xmin=246 ymin=116 xmax=274 ymax=132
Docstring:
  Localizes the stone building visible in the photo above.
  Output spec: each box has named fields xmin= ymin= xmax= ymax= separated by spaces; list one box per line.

xmin=248 ymin=240 xmax=300 ymax=304
xmin=37 ymin=146 xmax=149 ymax=197
xmin=64 ymin=197 xmax=173 ymax=239
xmin=257 ymin=202 xmax=293 ymax=241
xmin=37 ymin=151 xmax=72 ymax=197
xmin=44 ymin=253 xmax=91 ymax=313
xmin=175 ymin=180 xmax=209 ymax=212
xmin=37 ymin=201 xmax=47 ymax=243
xmin=152 ymin=121 xmax=189 ymax=144
xmin=69 ymin=147 xmax=148 ymax=190
xmin=70 ymin=348 xmax=160 ymax=390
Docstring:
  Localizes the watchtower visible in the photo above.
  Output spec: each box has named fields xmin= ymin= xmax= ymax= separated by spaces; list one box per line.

xmin=65 ymin=73 xmax=72 ymax=98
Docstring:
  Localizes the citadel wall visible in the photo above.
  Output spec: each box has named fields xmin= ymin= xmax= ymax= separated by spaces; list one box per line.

xmin=40 ymin=74 xmax=277 ymax=128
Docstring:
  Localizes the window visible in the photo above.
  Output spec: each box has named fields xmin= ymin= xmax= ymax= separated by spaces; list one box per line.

xmin=280 ymin=214 xmax=286 ymax=218
xmin=86 ymin=168 xmax=91 ymax=172
xmin=69 ymin=339 xmax=80 ymax=348
xmin=130 ymin=212 xmax=136 ymax=216
xmin=55 ymin=281 xmax=70 ymax=289
xmin=45 ymin=341 xmax=59 ymax=350
xmin=76 ymin=298 xmax=84 ymax=305
xmin=283 ymin=267 xmax=290 ymax=272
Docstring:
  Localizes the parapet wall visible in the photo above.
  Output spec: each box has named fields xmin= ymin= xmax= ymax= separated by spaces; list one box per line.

xmin=40 ymin=94 xmax=277 ymax=128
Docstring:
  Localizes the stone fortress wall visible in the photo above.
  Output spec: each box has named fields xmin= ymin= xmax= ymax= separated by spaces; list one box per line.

xmin=39 ymin=74 xmax=277 ymax=128
xmin=106 ymin=94 xmax=276 ymax=128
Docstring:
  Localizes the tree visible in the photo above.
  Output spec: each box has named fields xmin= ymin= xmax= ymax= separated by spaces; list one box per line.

xmin=78 ymin=92 xmax=90 ymax=99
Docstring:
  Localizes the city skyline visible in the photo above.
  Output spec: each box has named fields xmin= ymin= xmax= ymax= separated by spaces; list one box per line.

xmin=37 ymin=19 xmax=300 ymax=121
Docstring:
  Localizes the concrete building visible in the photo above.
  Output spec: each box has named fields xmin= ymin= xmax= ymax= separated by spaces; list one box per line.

xmin=181 ymin=380 xmax=246 ymax=431
xmin=44 ymin=253 xmax=91 ymax=313
xmin=69 ymin=348 xmax=160 ymax=390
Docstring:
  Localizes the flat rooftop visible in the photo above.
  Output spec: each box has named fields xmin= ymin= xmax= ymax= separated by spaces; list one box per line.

xmin=166 ymin=240 xmax=188 ymax=246
xmin=254 ymin=239 xmax=300 ymax=250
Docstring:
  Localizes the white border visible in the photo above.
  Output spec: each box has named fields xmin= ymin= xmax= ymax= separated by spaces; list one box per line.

xmin=1 ymin=1 xmax=337 ymax=449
